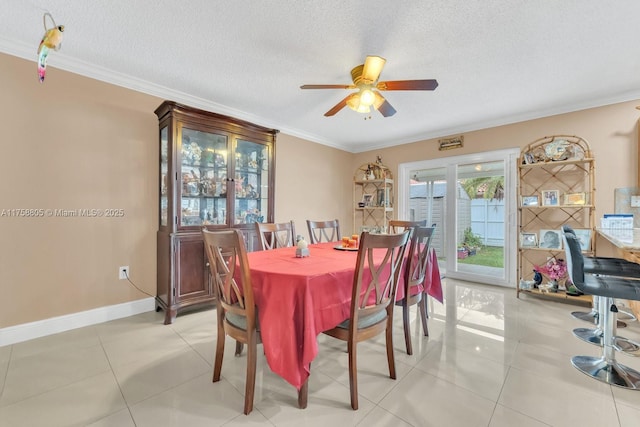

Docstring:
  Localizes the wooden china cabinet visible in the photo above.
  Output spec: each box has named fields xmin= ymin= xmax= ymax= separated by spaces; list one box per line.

xmin=155 ymin=101 xmax=277 ymax=324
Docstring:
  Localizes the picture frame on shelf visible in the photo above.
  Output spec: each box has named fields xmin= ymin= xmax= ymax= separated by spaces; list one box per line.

xmin=521 ymin=195 xmax=539 ymax=207
xmin=523 ymin=152 xmax=536 ymax=164
xmin=573 ymin=228 xmax=592 ymax=251
xmin=539 ymin=229 xmax=562 ymax=249
xmin=564 ymin=192 xmax=586 ymax=205
xmin=361 ymin=194 xmax=374 ymax=207
xmin=541 ymin=190 xmax=560 ymax=206
xmin=520 ymin=232 xmax=538 ymax=247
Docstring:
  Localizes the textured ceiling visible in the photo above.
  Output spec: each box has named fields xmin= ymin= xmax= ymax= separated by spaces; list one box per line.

xmin=2 ymin=1 xmax=640 ymax=152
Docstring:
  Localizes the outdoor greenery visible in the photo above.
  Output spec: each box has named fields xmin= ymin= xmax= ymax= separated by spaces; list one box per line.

xmin=461 ymin=176 xmax=504 ymax=200
xmin=462 ymin=227 xmax=483 ymax=248
xmin=458 ymin=246 xmax=504 ymax=268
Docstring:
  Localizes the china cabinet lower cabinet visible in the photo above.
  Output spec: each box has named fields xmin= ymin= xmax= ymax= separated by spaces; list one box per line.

xmin=155 ymin=101 xmax=277 ymax=324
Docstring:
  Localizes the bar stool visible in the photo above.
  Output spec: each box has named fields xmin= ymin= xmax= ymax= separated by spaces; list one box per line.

xmin=561 ymin=225 xmax=640 ymax=325
xmin=562 ymin=230 xmax=640 ymax=389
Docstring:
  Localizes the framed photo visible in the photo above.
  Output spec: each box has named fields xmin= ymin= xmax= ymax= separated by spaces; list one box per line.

xmin=521 ymin=195 xmax=539 ymax=207
xmin=541 ymin=190 xmax=560 ymax=206
xmin=520 ymin=233 xmax=538 ymax=247
xmin=539 ymin=229 xmax=562 ymax=249
xmin=523 ymin=152 xmax=536 ymax=165
xmin=361 ymin=194 xmax=373 ymax=207
xmin=564 ymin=192 xmax=586 ymax=205
xmin=573 ymin=228 xmax=592 ymax=251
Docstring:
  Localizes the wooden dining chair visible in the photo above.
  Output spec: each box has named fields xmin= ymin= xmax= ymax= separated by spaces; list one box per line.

xmin=255 ymin=221 xmax=296 ymax=250
xmin=322 ymin=230 xmax=412 ymax=410
xmin=306 ymin=219 xmax=341 ymax=243
xmin=202 ymin=228 xmax=260 ymax=415
xmin=395 ymin=225 xmax=436 ymax=355
xmin=388 ymin=219 xmax=427 ymax=233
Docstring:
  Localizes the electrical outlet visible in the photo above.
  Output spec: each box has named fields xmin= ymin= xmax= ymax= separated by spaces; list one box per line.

xmin=119 ymin=266 xmax=129 ymax=280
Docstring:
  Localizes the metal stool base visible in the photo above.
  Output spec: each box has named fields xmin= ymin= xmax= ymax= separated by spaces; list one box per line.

xmin=573 ymin=327 xmax=603 ymax=345
xmin=571 ymin=355 xmax=640 ymax=390
xmin=614 ymin=337 xmax=640 ymax=356
xmin=572 ymin=328 xmax=640 ymax=355
xmin=571 ymin=310 xmax=596 ymax=323
xmin=571 ymin=311 xmax=627 ymax=328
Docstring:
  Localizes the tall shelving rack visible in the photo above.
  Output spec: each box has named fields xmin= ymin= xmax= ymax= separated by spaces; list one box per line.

xmin=353 ymin=162 xmax=394 ymax=233
xmin=517 ymin=135 xmax=594 ymax=306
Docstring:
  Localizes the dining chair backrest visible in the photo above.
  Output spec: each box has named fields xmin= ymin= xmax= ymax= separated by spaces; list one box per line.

xmin=562 ymin=228 xmax=585 ymax=291
xmin=388 ymin=219 xmax=427 ymax=234
xmin=203 ymin=228 xmax=255 ymax=330
xmin=256 ymin=221 xmax=296 ymax=250
xmin=351 ymin=230 xmax=412 ymax=326
xmin=404 ymin=226 xmax=436 ymax=296
xmin=306 ymin=219 xmax=341 ymax=243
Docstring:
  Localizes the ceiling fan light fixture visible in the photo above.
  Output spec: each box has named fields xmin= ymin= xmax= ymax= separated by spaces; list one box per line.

xmin=359 ymin=88 xmax=375 ymax=107
xmin=346 ymin=93 xmax=370 ymax=113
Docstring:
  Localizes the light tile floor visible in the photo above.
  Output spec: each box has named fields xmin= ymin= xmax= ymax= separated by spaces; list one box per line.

xmin=1 ymin=279 xmax=640 ymax=426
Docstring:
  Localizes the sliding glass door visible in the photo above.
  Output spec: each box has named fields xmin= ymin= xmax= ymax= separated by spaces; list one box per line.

xmin=398 ymin=149 xmax=519 ymax=287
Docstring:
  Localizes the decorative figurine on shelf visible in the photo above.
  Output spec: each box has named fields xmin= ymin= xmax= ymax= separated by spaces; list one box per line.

xmin=533 ymin=269 xmax=543 ymax=288
xmin=37 ymin=12 xmax=64 ymax=82
xmin=235 ymin=176 xmax=245 ymax=196
xmin=296 ymin=235 xmax=310 ymax=258
xmin=246 ymin=183 xmax=258 ymax=199
xmin=367 ymin=165 xmax=375 ymax=180
xmin=214 ymin=153 xmax=226 ymax=167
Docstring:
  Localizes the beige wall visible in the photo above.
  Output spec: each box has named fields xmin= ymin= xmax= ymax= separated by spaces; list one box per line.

xmin=2 ymin=50 xmax=639 ymax=329
xmin=354 ymin=102 xmax=640 ymax=233
xmin=0 ymin=53 xmax=354 ymax=328
xmin=273 ymin=133 xmax=352 ymax=238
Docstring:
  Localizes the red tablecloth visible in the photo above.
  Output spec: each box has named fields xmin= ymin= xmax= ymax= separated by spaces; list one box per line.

xmin=245 ymin=241 xmax=442 ymax=389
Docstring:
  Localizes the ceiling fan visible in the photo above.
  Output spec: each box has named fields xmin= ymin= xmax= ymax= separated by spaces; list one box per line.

xmin=300 ymin=55 xmax=438 ymax=117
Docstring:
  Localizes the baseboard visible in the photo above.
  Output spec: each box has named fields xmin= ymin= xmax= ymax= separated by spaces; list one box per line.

xmin=0 ymin=297 xmax=156 ymax=346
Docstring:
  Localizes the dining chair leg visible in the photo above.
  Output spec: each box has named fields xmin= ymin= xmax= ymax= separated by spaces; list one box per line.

xmin=213 ymin=323 xmax=225 ymax=382
xmin=419 ymin=293 xmax=429 ymax=337
xmin=348 ymin=339 xmax=359 ymax=410
xmin=244 ymin=335 xmax=257 ymax=415
xmin=298 ymin=378 xmax=308 ymax=409
xmin=235 ymin=340 xmax=244 ymax=356
xmin=402 ymin=302 xmax=413 ymax=355
xmin=386 ymin=317 xmax=397 ymax=380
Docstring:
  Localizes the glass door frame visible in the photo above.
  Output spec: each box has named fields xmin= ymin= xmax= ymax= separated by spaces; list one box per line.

xmin=397 ymin=148 xmax=519 ymax=287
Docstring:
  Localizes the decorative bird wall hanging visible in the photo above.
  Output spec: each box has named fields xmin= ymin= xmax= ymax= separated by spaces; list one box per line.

xmin=37 ymin=12 xmax=64 ymax=82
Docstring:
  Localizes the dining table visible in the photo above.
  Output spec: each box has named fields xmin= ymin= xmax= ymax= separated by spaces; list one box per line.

xmin=243 ymin=240 xmax=443 ymax=394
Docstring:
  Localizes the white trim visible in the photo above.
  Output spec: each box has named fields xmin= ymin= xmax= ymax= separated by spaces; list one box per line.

xmin=0 ymin=298 xmax=156 ymax=346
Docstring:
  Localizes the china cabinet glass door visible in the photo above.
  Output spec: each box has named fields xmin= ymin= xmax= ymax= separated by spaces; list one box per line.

xmin=233 ymin=139 xmax=270 ymax=225
xmin=160 ymin=126 xmax=169 ymax=227
xmin=179 ymin=126 xmax=229 ymax=227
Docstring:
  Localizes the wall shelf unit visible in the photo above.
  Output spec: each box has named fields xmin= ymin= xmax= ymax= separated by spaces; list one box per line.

xmin=517 ymin=135 xmax=594 ymax=306
xmin=353 ymin=162 xmax=394 ymax=234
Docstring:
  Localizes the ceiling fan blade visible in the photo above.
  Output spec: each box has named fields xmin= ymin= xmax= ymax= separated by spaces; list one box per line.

xmin=324 ymin=93 xmax=357 ymax=117
xmin=300 ymin=84 xmax=356 ymax=89
xmin=376 ymin=79 xmax=439 ymax=91
xmin=373 ymin=92 xmax=396 ymax=117
xmin=361 ymin=56 xmax=386 ymax=83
